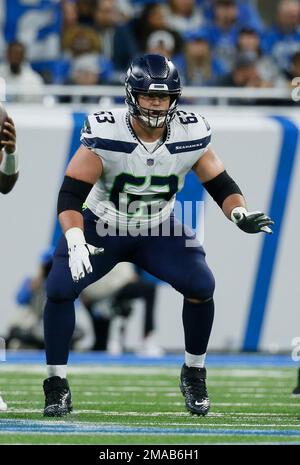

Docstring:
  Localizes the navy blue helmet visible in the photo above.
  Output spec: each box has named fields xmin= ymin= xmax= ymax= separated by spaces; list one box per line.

xmin=125 ymin=54 xmax=182 ymax=128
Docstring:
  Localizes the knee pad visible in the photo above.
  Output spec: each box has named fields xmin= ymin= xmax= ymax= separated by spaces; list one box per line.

xmin=182 ymin=266 xmax=215 ymax=301
xmin=46 ymin=268 xmax=77 ymax=302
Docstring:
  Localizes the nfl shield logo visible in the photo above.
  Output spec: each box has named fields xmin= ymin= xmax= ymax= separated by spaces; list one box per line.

xmin=147 ymin=158 xmax=154 ymax=166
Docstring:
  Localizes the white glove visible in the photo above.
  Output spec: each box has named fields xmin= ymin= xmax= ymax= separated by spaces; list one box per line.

xmin=66 ymin=227 xmax=104 ymax=282
xmin=231 ymin=207 xmax=274 ymax=234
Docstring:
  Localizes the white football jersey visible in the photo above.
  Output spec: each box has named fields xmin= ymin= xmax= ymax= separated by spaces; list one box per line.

xmin=80 ymin=108 xmax=211 ymax=229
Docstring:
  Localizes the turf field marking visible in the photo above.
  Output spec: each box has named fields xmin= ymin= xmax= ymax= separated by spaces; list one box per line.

xmin=0 ymin=419 xmax=300 ymax=437
xmin=2 ymin=409 xmax=300 ymax=419
xmin=2 ymin=378 xmax=290 ymax=386
xmin=0 ymin=384 xmax=290 ymax=392
xmin=0 ymin=386 xmax=289 ymax=397
xmin=0 ymin=365 xmax=295 ymax=378
xmin=4 ymin=400 xmax=300 ymax=408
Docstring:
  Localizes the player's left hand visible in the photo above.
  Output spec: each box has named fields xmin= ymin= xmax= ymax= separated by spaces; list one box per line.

xmin=231 ymin=207 xmax=274 ymax=234
xmin=1 ymin=116 xmax=16 ymax=154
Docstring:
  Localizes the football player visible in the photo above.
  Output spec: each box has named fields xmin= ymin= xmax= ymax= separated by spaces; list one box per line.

xmin=42 ymin=54 xmax=273 ymax=417
xmin=0 ymin=115 xmax=18 ymax=410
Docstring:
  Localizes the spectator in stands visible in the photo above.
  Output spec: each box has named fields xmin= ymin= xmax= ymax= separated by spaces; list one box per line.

xmin=145 ymin=29 xmax=185 ymax=80
xmin=146 ymin=28 xmax=183 ymax=58
xmin=62 ymin=0 xmax=133 ymax=27
xmin=58 ymin=23 xmax=104 ymax=85
xmin=93 ymin=0 xmax=138 ymax=75
xmin=62 ymin=25 xmax=101 ymax=58
xmin=60 ymin=53 xmax=113 ymax=103
xmin=146 ymin=30 xmax=177 ymax=59
xmin=237 ymin=27 xmax=288 ymax=88
xmin=62 ymin=0 xmax=78 ymax=28
xmin=199 ymin=0 xmax=255 ymax=73
xmin=183 ymin=29 xmax=226 ymax=86
xmin=200 ymin=0 xmax=264 ymax=33
xmin=115 ymin=0 xmax=135 ymax=22
xmin=287 ymin=50 xmax=300 ymax=80
xmin=0 ymin=41 xmax=44 ymax=102
xmin=237 ymin=26 xmax=263 ymax=55
xmin=63 ymin=0 xmax=116 ymax=27
xmin=7 ymin=247 xmax=83 ymax=349
xmin=7 ymin=248 xmax=55 ymax=349
xmin=262 ymin=0 xmax=300 ymax=73
xmin=75 ymin=0 xmax=97 ymax=27
xmin=131 ymin=3 xmax=169 ymax=53
xmin=163 ymin=0 xmax=204 ymax=35
xmin=71 ymin=53 xmax=100 ymax=85
xmin=215 ymin=50 xmax=282 ymax=104
xmin=216 ymin=51 xmax=265 ymax=88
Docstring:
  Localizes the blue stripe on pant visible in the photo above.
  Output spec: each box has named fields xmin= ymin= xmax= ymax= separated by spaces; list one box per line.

xmin=44 ymin=209 xmax=215 ymax=364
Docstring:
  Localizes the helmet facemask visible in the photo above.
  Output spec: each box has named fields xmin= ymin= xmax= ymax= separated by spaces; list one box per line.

xmin=138 ymin=105 xmax=168 ymax=128
xmin=126 ymin=89 xmax=179 ymax=129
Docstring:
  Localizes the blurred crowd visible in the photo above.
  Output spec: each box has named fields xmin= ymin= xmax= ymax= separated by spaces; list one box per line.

xmin=0 ymin=0 xmax=300 ymax=102
xmin=7 ymin=247 xmax=162 ymax=356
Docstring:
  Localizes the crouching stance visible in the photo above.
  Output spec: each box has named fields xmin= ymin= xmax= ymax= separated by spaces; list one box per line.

xmin=43 ymin=54 xmax=273 ymax=417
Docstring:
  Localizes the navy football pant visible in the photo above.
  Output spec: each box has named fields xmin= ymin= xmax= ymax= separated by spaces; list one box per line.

xmin=44 ymin=209 xmax=215 ymax=364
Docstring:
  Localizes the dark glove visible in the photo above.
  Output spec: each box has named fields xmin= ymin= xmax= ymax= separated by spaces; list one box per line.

xmin=231 ymin=207 xmax=274 ymax=234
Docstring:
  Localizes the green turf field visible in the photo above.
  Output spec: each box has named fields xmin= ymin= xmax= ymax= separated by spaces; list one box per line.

xmin=0 ymin=366 xmax=299 ymax=445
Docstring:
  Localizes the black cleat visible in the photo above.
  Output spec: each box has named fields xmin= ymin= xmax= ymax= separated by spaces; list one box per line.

xmin=43 ymin=376 xmax=73 ymax=417
xmin=292 ymin=368 xmax=300 ymax=396
xmin=180 ymin=364 xmax=210 ymax=416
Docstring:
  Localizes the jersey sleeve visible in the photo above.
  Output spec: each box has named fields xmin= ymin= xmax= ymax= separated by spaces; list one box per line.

xmin=180 ymin=113 xmax=212 ymax=162
xmin=80 ymin=114 xmax=108 ymax=171
xmin=174 ymin=111 xmax=212 ymax=156
xmin=197 ymin=114 xmax=212 ymax=155
xmin=80 ymin=115 xmax=98 ymax=153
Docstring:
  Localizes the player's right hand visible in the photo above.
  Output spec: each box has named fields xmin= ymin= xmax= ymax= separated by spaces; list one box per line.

xmin=68 ymin=243 xmax=103 ymax=282
xmin=65 ymin=227 xmax=104 ymax=282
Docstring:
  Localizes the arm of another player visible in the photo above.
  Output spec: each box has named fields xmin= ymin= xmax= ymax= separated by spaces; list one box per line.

xmin=58 ymin=144 xmax=104 ymax=282
xmin=193 ymin=146 xmax=274 ymax=234
xmin=0 ymin=116 xmax=18 ymax=194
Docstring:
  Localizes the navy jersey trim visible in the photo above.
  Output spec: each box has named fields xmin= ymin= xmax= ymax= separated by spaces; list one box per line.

xmin=81 ymin=137 xmax=138 ymax=153
xmin=165 ymin=135 xmax=211 ymax=154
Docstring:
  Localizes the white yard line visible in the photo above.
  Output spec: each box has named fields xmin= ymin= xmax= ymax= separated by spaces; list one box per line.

xmin=0 ymin=366 xmax=294 ymax=377
xmin=4 ymin=400 xmax=300 ymax=407
xmin=1 ymin=409 xmax=299 ymax=418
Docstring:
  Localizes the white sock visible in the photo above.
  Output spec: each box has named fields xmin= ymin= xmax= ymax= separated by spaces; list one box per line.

xmin=0 ymin=394 xmax=7 ymax=411
xmin=47 ymin=365 xmax=67 ymax=379
xmin=185 ymin=351 xmax=206 ymax=368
